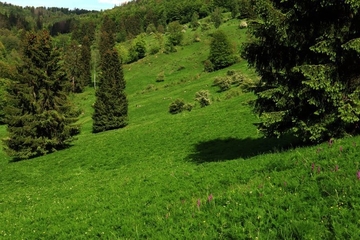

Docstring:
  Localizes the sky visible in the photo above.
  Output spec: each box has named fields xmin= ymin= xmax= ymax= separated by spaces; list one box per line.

xmin=3 ymin=0 xmax=128 ymax=11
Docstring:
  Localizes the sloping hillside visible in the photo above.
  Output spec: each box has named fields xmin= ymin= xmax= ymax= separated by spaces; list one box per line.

xmin=1 ymin=18 xmax=360 ymax=239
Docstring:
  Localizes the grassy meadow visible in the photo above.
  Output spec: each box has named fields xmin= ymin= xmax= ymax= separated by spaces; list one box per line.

xmin=1 ymin=18 xmax=360 ymax=239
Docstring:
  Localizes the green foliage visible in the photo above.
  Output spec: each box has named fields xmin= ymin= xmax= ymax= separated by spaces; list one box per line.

xmin=63 ymin=41 xmax=85 ymax=93
xmin=200 ymin=22 xmax=211 ymax=32
xmin=2 ymin=30 xmax=80 ymax=160
xmin=208 ymin=30 xmax=237 ymax=71
xmin=0 ymin=30 xmax=20 ymax=52
xmin=0 ymin=78 xmax=9 ymax=124
xmin=211 ymin=7 xmax=223 ymax=29
xmin=92 ymin=48 xmax=128 ymax=133
xmin=213 ymin=76 xmax=232 ymax=92
xmin=169 ymin=98 xmax=193 ymax=114
xmin=128 ymin=35 xmax=147 ymax=63
xmin=79 ymin=36 xmax=92 ymax=87
xmin=99 ymin=15 xmax=116 ymax=65
xmin=190 ymin=12 xmax=200 ymax=30
xmin=115 ymin=44 xmax=129 ymax=63
xmin=193 ymin=32 xmax=201 ymax=42
xmin=146 ymin=23 xmax=157 ymax=34
xmin=203 ymin=59 xmax=214 ymax=72
xmin=230 ymin=0 xmax=240 ymax=18
xmin=242 ymin=0 xmax=360 ymax=143
xmin=238 ymin=0 xmax=256 ymax=18
xmin=0 ymin=41 xmax=6 ymax=59
xmin=195 ymin=90 xmax=211 ymax=107
xmin=167 ymin=21 xmax=184 ymax=46
xmin=213 ymin=70 xmax=248 ymax=92
xmin=156 ymin=71 xmax=165 ymax=82
xmin=149 ymin=44 xmax=161 ymax=55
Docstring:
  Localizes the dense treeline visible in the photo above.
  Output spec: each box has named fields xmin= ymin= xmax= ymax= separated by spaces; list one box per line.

xmin=0 ymin=1 xmax=99 ymax=35
xmin=108 ymin=0 xmax=256 ymax=41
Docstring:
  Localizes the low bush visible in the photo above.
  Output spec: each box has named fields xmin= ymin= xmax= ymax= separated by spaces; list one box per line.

xmin=195 ymin=90 xmax=211 ymax=107
xmin=203 ymin=60 xmax=214 ymax=72
xmin=156 ymin=72 xmax=165 ymax=82
xmin=169 ymin=99 xmax=193 ymax=114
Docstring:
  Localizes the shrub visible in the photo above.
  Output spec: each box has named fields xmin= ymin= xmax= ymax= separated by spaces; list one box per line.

xmin=164 ymin=40 xmax=177 ymax=53
xmin=149 ymin=45 xmax=160 ymax=55
xmin=213 ymin=76 xmax=232 ymax=92
xmin=195 ymin=90 xmax=211 ymax=107
xmin=156 ymin=72 xmax=165 ymax=82
xmin=212 ymin=71 xmax=246 ymax=92
xmin=115 ymin=44 xmax=130 ymax=63
xmin=167 ymin=21 xmax=183 ymax=46
xmin=203 ymin=59 xmax=214 ymax=72
xmin=225 ymin=89 xmax=242 ymax=100
xmin=193 ymin=32 xmax=201 ymax=42
xmin=200 ymin=22 xmax=211 ymax=32
xmin=128 ymin=36 xmax=147 ymax=63
xmin=146 ymin=23 xmax=157 ymax=34
xmin=169 ymin=99 xmax=193 ymax=114
xmin=230 ymin=72 xmax=246 ymax=86
xmin=239 ymin=21 xmax=248 ymax=29
xmin=240 ymin=76 xmax=259 ymax=92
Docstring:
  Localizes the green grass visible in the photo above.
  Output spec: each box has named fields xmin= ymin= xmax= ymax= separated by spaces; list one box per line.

xmin=1 ymin=18 xmax=360 ymax=239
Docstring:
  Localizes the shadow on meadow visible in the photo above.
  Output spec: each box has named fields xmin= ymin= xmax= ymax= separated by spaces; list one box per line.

xmin=187 ymin=135 xmax=301 ymax=164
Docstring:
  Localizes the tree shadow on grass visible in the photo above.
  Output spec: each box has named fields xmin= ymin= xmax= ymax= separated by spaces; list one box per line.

xmin=187 ymin=135 xmax=303 ymax=164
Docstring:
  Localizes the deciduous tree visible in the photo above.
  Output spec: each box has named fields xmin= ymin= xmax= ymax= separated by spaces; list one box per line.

xmin=208 ymin=30 xmax=236 ymax=71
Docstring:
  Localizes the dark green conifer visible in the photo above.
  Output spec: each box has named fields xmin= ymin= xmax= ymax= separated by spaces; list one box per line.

xmin=92 ymin=49 xmax=128 ymax=133
xmin=242 ymin=0 xmax=360 ymax=142
xmin=3 ymin=30 xmax=80 ymax=159
xmin=80 ymin=36 xmax=92 ymax=86
xmin=99 ymin=15 xmax=115 ymax=64
xmin=64 ymin=40 xmax=84 ymax=93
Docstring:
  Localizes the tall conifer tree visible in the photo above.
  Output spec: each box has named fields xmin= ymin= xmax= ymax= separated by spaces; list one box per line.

xmin=92 ymin=17 xmax=128 ymax=133
xmin=80 ymin=35 xmax=91 ymax=86
xmin=243 ymin=0 xmax=360 ymax=143
xmin=3 ymin=30 xmax=80 ymax=159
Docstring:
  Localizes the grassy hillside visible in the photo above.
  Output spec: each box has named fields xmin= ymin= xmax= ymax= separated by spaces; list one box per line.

xmin=1 ymin=19 xmax=360 ymax=239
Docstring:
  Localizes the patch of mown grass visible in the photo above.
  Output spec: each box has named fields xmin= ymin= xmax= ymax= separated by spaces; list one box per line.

xmin=1 ymin=17 xmax=360 ymax=239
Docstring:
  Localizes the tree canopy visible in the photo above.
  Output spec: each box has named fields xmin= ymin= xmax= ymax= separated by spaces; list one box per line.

xmin=242 ymin=0 xmax=360 ymax=143
xmin=92 ymin=18 xmax=128 ymax=133
xmin=3 ymin=30 xmax=80 ymax=159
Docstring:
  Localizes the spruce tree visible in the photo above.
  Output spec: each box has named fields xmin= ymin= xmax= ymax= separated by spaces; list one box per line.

xmin=80 ymin=36 xmax=91 ymax=86
xmin=92 ymin=49 xmax=128 ymax=133
xmin=242 ymin=0 xmax=360 ymax=143
xmin=3 ymin=30 xmax=80 ymax=159
xmin=64 ymin=40 xmax=84 ymax=93
xmin=98 ymin=15 xmax=115 ymax=64
xmin=92 ymin=17 xmax=128 ymax=133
